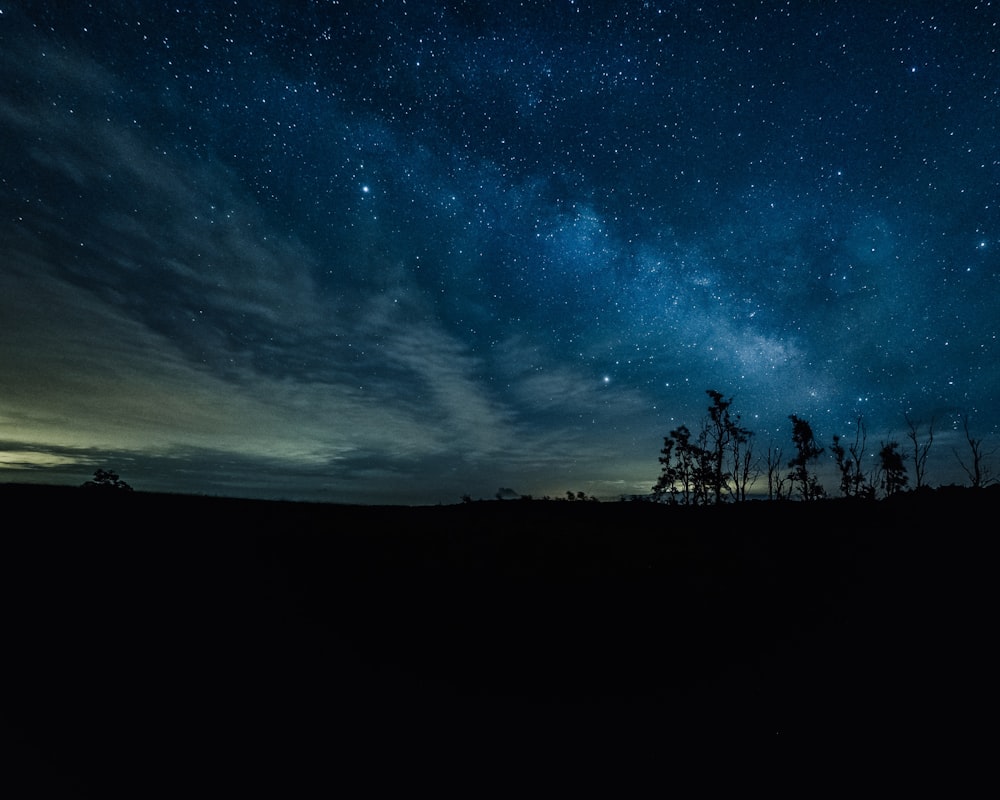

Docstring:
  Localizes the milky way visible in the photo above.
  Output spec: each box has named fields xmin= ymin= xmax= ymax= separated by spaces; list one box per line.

xmin=2 ymin=2 xmax=998 ymax=503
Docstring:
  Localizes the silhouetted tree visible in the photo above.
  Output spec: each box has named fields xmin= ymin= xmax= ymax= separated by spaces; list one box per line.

xmin=876 ymin=441 xmax=908 ymax=497
xmin=82 ymin=468 xmax=133 ymax=491
xmin=831 ymin=435 xmax=852 ymax=496
xmin=787 ymin=415 xmax=825 ymax=501
xmin=704 ymin=389 xmax=754 ymax=503
xmin=562 ymin=490 xmax=596 ymax=501
xmin=730 ymin=428 xmax=759 ymax=502
xmin=653 ymin=427 xmax=681 ymax=503
xmin=904 ymin=414 xmax=934 ymax=489
xmin=765 ymin=441 xmax=788 ymax=500
xmin=653 ymin=424 xmax=712 ymax=505
xmin=831 ymin=417 xmax=874 ymax=499
xmin=654 ymin=390 xmax=755 ymax=505
xmin=954 ymin=415 xmax=998 ymax=488
xmin=704 ymin=389 xmax=731 ymax=503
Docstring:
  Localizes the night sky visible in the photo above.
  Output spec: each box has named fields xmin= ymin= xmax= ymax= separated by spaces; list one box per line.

xmin=2 ymin=1 xmax=998 ymax=504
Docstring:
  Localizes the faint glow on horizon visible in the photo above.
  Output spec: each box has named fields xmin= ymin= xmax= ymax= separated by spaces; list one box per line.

xmin=0 ymin=450 xmax=84 ymax=469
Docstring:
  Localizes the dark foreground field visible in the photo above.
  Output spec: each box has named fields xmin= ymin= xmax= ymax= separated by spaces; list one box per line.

xmin=1 ymin=483 xmax=995 ymax=792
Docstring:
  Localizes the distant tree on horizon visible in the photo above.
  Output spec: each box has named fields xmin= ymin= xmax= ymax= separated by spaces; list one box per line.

xmin=564 ymin=490 xmax=598 ymax=501
xmin=81 ymin=468 xmax=133 ymax=491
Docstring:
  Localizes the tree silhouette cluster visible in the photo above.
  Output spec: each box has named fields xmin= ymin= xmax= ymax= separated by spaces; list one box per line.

xmin=81 ymin=468 xmax=133 ymax=492
xmin=652 ymin=389 xmax=995 ymax=504
xmin=652 ymin=390 xmax=755 ymax=505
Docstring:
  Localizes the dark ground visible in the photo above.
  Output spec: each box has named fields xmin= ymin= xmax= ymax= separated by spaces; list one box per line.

xmin=1 ymin=483 xmax=995 ymax=792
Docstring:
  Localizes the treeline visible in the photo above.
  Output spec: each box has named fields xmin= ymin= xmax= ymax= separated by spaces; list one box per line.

xmin=650 ymin=388 xmax=997 ymax=504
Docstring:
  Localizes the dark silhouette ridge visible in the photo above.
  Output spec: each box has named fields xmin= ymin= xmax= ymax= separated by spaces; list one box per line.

xmin=1 ymin=482 xmax=995 ymax=793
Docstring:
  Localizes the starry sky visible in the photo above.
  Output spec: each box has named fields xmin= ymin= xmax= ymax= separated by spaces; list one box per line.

xmin=2 ymin=1 xmax=998 ymax=504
